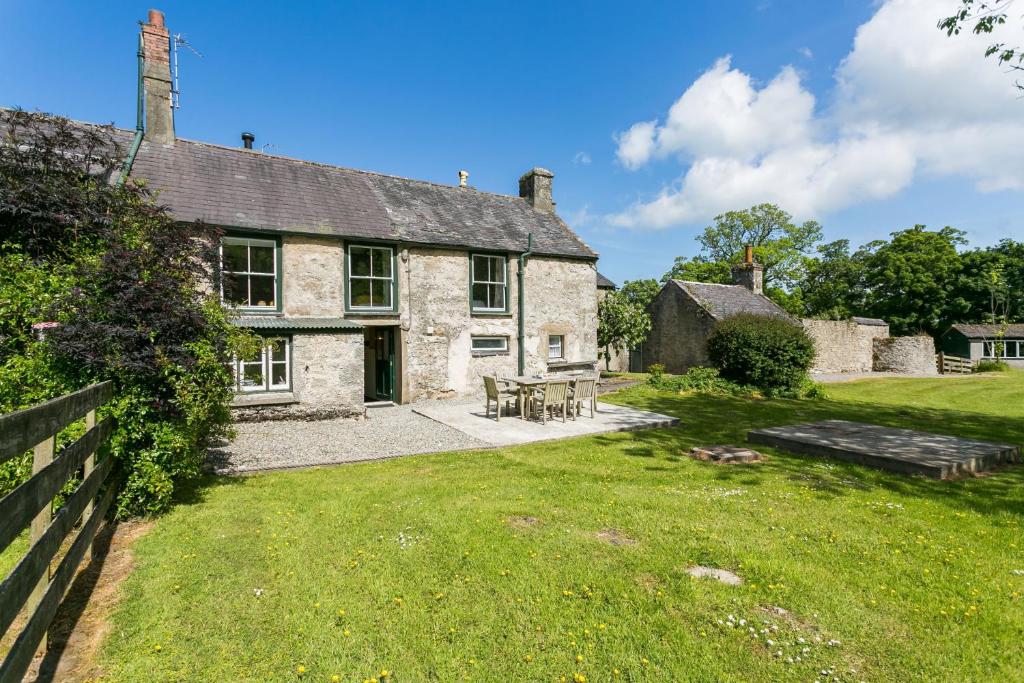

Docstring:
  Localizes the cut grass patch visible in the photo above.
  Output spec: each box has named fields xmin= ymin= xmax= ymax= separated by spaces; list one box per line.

xmin=97 ymin=371 xmax=1024 ymax=681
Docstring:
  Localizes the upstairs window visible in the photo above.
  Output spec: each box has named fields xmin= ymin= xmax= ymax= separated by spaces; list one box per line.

xmin=471 ymin=254 xmax=507 ymax=312
xmin=221 ymin=236 xmax=278 ymax=309
xmin=548 ymin=334 xmax=564 ymax=360
xmin=232 ymin=337 xmax=291 ymax=393
xmin=348 ymin=245 xmax=394 ymax=311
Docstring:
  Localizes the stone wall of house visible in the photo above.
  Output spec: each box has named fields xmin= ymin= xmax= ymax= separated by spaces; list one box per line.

xmin=644 ymin=284 xmax=716 ymax=374
xmin=282 ymin=236 xmax=344 ymax=316
xmin=233 ymin=331 xmax=364 ymax=421
xmin=402 ymin=249 xmax=598 ymax=400
xmin=873 ymin=336 xmax=937 ymax=374
xmin=803 ymin=319 xmax=890 ymax=373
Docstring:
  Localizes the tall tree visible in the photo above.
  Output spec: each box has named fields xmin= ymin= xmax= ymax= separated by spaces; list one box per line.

xmin=798 ymin=239 xmax=870 ymax=320
xmin=859 ymin=226 xmax=969 ymax=336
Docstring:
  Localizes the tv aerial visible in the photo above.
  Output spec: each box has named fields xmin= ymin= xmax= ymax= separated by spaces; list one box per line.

xmin=171 ymin=34 xmax=203 ymax=110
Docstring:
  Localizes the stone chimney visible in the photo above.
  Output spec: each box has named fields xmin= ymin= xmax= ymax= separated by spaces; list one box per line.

xmin=731 ymin=244 xmax=764 ymax=295
xmin=519 ymin=167 xmax=555 ymax=212
xmin=141 ymin=9 xmax=174 ymax=144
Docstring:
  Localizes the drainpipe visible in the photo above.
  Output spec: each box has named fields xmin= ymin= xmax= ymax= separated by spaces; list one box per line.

xmin=116 ymin=33 xmax=145 ymax=187
xmin=517 ymin=233 xmax=534 ymax=375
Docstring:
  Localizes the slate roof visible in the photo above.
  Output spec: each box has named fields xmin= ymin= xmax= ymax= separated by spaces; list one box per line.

xmin=231 ymin=316 xmax=363 ymax=332
xmin=851 ymin=317 xmax=888 ymax=327
xmin=949 ymin=323 xmax=1024 ymax=338
xmin=672 ymin=280 xmax=793 ymax=321
xmin=596 ymin=272 xmax=617 ymax=289
xmin=127 ymin=136 xmax=597 ymax=259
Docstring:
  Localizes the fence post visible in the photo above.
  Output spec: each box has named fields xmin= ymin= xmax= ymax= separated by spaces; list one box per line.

xmin=83 ymin=408 xmax=96 ymax=564
xmin=937 ymin=352 xmax=945 ymax=374
xmin=29 ymin=434 xmax=56 ymax=652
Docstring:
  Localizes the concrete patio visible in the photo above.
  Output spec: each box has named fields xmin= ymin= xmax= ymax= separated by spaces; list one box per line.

xmin=412 ymin=400 xmax=679 ymax=447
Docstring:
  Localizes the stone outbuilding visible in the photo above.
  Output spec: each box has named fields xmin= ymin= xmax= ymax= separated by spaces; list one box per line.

xmin=641 ymin=250 xmax=792 ymax=374
xmin=941 ymin=324 xmax=1024 ymax=368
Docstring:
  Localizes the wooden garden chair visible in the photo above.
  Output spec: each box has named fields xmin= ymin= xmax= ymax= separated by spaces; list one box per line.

xmin=568 ymin=376 xmax=597 ymax=419
xmin=532 ymin=379 xmax=570 ymax=424
xmin=483 ymin=375 xmax=516 ymax=421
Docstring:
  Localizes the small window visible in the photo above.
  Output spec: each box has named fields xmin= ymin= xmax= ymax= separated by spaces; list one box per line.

xmin=984 ymin=340 xmax=1022 ymax=358
xmin=471 ymin=254 xmax=507 ymax=312
xmin=232 ymin=337 xmax=290 ymax=392
xmin=548 ymin=335 xmax=564 ymax=360
xmin=221 ymin=236 xmax=278 ymax=309
xmin=348 ymin=245 xmax=394 ymax=310
xmin=471 ymin=336 xmax=508 ymax=353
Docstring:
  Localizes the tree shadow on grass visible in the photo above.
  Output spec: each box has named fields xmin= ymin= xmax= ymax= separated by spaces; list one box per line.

xmin=593 ymin=392 xmax=1024 ymax=519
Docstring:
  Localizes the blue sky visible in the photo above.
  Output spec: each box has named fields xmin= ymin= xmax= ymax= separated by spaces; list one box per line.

xmin=3 ymin=0 xmax=1022 ymax=285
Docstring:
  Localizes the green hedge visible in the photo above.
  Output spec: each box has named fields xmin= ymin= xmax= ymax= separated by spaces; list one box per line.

xmin=706 ymin=314 xmax=816 ymax=393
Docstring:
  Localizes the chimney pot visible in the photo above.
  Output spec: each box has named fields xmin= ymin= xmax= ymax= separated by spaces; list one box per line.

xmin=518 ymin=167 xmax=555 ymax=213
xmin=458 ymin=170 xmax=469 ymax=187
xmin=148 ymin=9 xmax=164 ymax=26
xmin=744 ymin=244 xmax=753 ymax=264
xmin=731 ymin=249 xmax=764 ymax=295
xmin=242 ymin=132 xmax=255 ymax=149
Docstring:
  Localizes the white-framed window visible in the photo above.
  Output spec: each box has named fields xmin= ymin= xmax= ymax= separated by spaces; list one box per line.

xmin=348 ymin=245 xmax=394 ymax=310
xmin=471 ymin=335 xmax=509 ymax=353
xmin=232 ymin=337 xmax=291 ymax=392
xmin=471 ymin=254 xmax=507 ymax=312
xmin=984 ymin=339 xmax=1023 ymax=359
xmin=221 ymin=236 xmax=278 ymax=309
xmin=548 ymin=334 xmax=564 ymax=360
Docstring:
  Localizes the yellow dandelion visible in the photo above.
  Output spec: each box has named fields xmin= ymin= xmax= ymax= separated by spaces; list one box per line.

xmin=296 ymin=665 xmax=306 ymax=675
xmin=152 ymin=644 xmax=162 ymax=652
xmin=576 ymin=654 xmax=584 ymax=663
xmin=380 ymin=669 xmax=390 ymax=678
xmin=524 ymin=654 xmax=533 ymax=663
xmin=574 ymin=674 xmax=587 ymax=683
xmin=343 ymin=629 xmax=351 ymax=637
xmin=332 ymin=677 xmax=341 ymax=682
xmin=337 ymin=609 xmax=346 ymax=617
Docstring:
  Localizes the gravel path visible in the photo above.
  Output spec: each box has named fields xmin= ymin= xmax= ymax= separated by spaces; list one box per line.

xmin=207 ymin=403 xmax=488 ymax=474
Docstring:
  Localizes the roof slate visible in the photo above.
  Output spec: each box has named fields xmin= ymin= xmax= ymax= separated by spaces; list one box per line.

xmin=231 ymin=316 xmax=363 ymax=332
xmin=128 ymin=137 xmax=597 ymax=259
xmin=949 ymin=323 xmax=1024 ymax=338
xmin=672 ymin=280 xmax=793 ymax=321
xmin=596 ymin=272 xmax=617 ymax=289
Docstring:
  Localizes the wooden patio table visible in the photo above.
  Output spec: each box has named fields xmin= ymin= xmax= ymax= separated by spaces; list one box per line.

xmin=508 ymin=375 xmax=578 ymax=420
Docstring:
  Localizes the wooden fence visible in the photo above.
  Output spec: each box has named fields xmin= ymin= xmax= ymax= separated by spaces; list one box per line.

xmin=0 ymin=382 xmax=116 ymax=683
xmin=937 ymin=352 xmax=974 ymax=375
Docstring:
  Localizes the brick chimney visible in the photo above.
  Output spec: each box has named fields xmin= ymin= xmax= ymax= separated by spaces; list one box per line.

xmin=141 ymin=9 xmax=174 ymax=144
xmin=731 ymin=244 xmax=764 ymax=295
xmin=519 ymin=167 xmax=555 ymax=212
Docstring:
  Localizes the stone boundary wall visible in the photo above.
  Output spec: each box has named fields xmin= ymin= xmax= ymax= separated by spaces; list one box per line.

xmin=873 ymin=336 xmax=937 ymax=374
xmin=803 ymin=319 xmax=889 ymax=373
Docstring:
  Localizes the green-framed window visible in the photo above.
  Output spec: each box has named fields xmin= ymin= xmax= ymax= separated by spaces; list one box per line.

xmin=221 ymin=235 xmax=280 ymax=310
xmin=231 ymin=337 xmax=291 ymax=393
xmin=471 ymin=335 xmax=509 ymax=353
xmin=347 ymin=244 xmax=396 ymax=311
xmin=471 ymin=254 xmax=507 ymax=313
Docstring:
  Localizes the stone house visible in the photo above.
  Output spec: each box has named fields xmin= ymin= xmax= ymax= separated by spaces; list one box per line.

xmin=941 ymin=324 xmax=1024 ymax=368
xmin=642 ymin=250 xmax=792 ymax=374
xmin=106 ymin=10 xmax=600 ymax=418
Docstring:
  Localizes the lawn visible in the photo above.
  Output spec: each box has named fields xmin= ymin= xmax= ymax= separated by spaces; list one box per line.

xmin=98 ymin=372 xmax=1024 ymax=682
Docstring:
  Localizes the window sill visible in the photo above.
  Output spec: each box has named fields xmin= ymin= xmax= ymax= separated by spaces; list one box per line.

xmin=345 ymin=310 xmax=399 ymax=317
xmin=471 ymin=350 xmax=510 ymax=357
xmin=231 ymin=392 xmax=297 ymax=408
xmin=547 ymin=359 xmax=599 ymax=372
xmin=471 ymin=310 xmax=513 ymax=318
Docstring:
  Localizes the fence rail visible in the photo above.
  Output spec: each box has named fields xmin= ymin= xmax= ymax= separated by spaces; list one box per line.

xmin=937 ymin=352 xmax=974 ymax=375
xmin=0 ymin=381 xmax=116 ymax=683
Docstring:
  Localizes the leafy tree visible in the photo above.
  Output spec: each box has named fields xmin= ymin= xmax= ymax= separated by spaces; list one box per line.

xmin=597 ymin=279 xmax=658 ymax=369
xmin=956 ymin=239 xmax=1023 ymax=324
xmin=0 ymin=109 xmax=254 ymax=516
xmin=859 ymin=225 xmax=969 ymax=336
xmin=661 ymin=256 xmax=731 ymax=285
xmin=940 ymin=0 xmax=1023 ymax=91
xmin=799 ymin=239 xmax=869 ymax=320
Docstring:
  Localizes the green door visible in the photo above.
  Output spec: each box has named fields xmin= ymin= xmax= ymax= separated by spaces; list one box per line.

xmin=374 ymin=327 xmax=395 ymax=401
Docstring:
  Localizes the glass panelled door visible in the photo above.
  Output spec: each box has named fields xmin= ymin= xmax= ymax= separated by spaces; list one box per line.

xmin=374 ymin=327 xmax=395 ymax=400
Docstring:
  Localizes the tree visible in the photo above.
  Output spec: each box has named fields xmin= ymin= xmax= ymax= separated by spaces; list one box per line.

xmin=597 ymin=279 xmax=658 ymax=369
xmin=940 ymin=0 xmax=1023 ymax=91
xmin=0 ymin=109 xmax=253 ymax=515
xmin=661 ymin=256 xmax=731 ymax=285
xmin=798 ymin=239 xmax=869 ymax=320
xmin=859 ymin=226 xmax=969 ymax=336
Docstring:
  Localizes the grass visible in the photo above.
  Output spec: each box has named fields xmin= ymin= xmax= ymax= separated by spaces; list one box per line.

xmin=98 ymin=371 xmax=1024 ymax=682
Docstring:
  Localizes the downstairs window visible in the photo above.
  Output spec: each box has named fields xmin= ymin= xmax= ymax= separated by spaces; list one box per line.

xmin=232 ymin=337 xmax=291 ymax=392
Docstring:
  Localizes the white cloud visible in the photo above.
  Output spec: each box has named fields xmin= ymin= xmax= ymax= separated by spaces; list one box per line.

xmin=798 ymin=46 xmax=813 ymax=59
xmin=573 ymin=151 xmax=592 ymax=166
xmin=611 ymin=0 xmax=1024 ymax=230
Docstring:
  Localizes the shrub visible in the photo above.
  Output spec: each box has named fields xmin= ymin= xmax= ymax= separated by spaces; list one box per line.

xmin=706 ymin=314 xmax=815 ymax=392
xmin=647 ymin=363 xmax=666 ymax=383
xmin=974 ymin=359 xmax=1011 ymax=373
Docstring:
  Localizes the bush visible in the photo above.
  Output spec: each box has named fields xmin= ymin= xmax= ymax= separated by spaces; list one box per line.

xmin=647 ymin=364 xmax=666 ymax=383
xmin=648 ymin=366 xmax=738 ymax=394
xmin=974 ymin=359 xmax=1011 ymax=373
xmin=706 ymin=314 xmax=816 ymax=392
